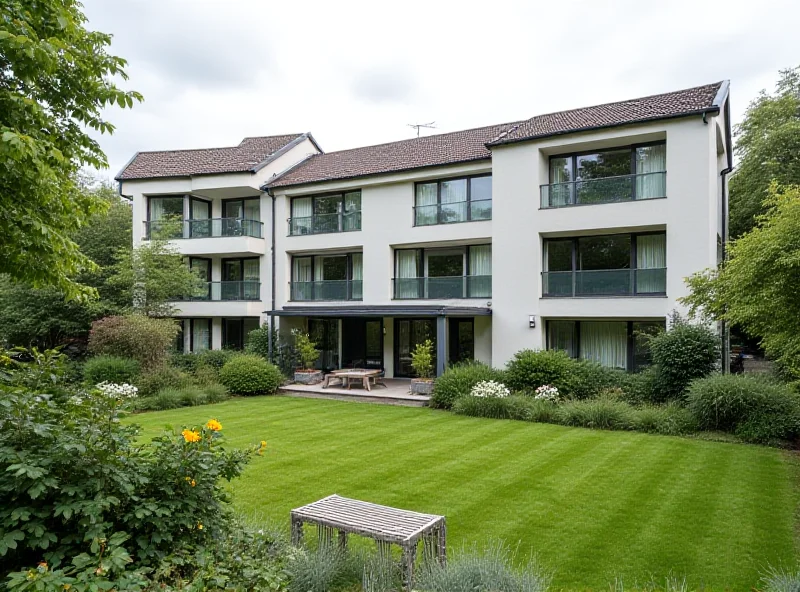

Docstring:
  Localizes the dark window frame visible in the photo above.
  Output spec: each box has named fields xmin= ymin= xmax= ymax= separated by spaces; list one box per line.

xmin=221 ymin=196 xmax=261 ymax=220
xmin=222 ymin=317 xmax=260 ymax=350
xmin=290 ymin=252 xmax=362 ymax=301
xmin=392 ymin=244 xmax=491 ymax=299
xmin=413 ymin=173 xmax=492 ymax=227
xmin=146 ymin=194 xmax=187 ymax=222
xmin=289 ymin=190 xmax=362 ymax=235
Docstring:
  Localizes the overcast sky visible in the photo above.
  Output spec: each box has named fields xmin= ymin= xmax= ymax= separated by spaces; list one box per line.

xmin=82 ymin=0 xmax=800 ymax=179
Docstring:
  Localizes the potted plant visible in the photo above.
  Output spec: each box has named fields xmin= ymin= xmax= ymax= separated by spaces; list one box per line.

xmin=292 ymin=330 xmax=323 ymax=384
xmin=409 ymin=339 xmax=435 ymax=395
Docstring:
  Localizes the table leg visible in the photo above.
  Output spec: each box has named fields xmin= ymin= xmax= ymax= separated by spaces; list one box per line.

xmin=364 ymin=376 xmax=371 ymax=392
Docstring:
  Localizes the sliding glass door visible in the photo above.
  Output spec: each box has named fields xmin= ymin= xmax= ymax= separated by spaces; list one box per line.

xmin=394 ymin=318 xmax=435 ymax=377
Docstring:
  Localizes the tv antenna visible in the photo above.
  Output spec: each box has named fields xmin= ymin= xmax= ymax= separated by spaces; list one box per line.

xmin=408 ymin=121 xmax=436 ymax=137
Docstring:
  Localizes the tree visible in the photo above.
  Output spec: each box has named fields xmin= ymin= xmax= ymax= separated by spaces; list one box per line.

xmin=0 ymin=1 xmax=141 ymax=298
xmin=682 ymin=184 xmax=800 ymax=377
xmin=729 ymin=66 xmax=800 ymax=238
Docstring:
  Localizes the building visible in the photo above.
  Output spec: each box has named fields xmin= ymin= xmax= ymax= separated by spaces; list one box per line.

xmin=118 ymin=80 xmax=732 ymax=376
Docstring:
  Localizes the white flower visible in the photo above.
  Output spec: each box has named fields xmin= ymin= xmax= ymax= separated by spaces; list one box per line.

xmin=470 ymin=380 xmax=510 ymax=399
xmin=533 ymin=384 xmax=560 ymax=401
xmin=95 ymin=381 xmax=139 ymax=399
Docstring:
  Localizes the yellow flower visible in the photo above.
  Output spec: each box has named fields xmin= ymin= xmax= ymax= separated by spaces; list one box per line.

xmin=63 ymin=585 xmax=71 ymax=590
xmin=182 ymin=429 xmax=201 ymax=443
xmin=205 ymin=418 xmax=222 ymax=431
xmin=184 ymin=476 xmax=196 ymax=486
xmin=258 ymin=440 xmax=267 ymax=456
xmin=197 ymin=522 xmax=203 ymax=530
xmin=37 ymin=562 xmax=47 ymax=572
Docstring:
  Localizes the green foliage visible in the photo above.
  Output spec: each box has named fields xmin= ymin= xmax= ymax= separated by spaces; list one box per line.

xmin=761 ymin=564 xmax=800 ymax=592
xmin=453 ymin=394 xmax=526 ymax=420
xmin=0 ymin=0 xmax=141 ymax=299
xmin=416 ymin=541 xmax=550 ymax=592
xmin=410 ymin=339 xmax=434 ymax=379
xmin=83 ymin=355 xmax=140 ymax=385
xmin=686 ymin=374 xmax=800 ymax=443
xmin=198 ymin=349 xmax=235 ymax=373
xmin=292 ymin=330 xmax=320 ymax=371
xmin=684 ymin=184 xmax=800 ymax=378
xmin=219 ymin=354 xmax=283 ymax=396
xmin=169 ymin=352 xmax=201 ymax=374
xmin=649 ymin=317 xmax=719 ymax=401
xmin=0 ymin=388 xmax=255 ymax=577
xmin=505 ymin=349 xmax=574 ymax=393
xmin=287 ymin=545 xmax=364 ymax=592
xmin=88 ymin=315 xmax=179 ymax=370
xmin=431 ymin=361 xmax=505 ymax=409
xmin=629 ymin=403 xmax=697 ymax=436
xmin=0 ymin=347 xmax=75 ymax=396
xmin=556 ymin=398 xmax=635 ymax=431
xmin=134 ymin=365 xmax=190 ymax=397
xmin=615 ymin=368 xmax=659 ymax=404
xmin=245 ymin=324 xmax=273 ymax=359
xmin=564 ymin=360 xmax=625 ymax=400
xmin=136 ymin=384 xmax=229 ymax=412
xmin=729 ymin=66 xmax=800 ymax=238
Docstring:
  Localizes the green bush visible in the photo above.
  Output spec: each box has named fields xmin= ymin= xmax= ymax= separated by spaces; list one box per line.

xmin=453 ymin=394 xmax=532 ymax=420
xmin=137 ymin=390 xmax=181 ymax=411
xmin=244 ymin=324 xmax=272 ymax=359
xmin=135 ymin=365 xmax=190 ymax=397
xmin=556 ymin=397 xmax=635 ymax=431
xmin=287 ymin=544 xmax=364 ymax=592
xmin=649 ymin=319 xmax=720 ymax=401
xmin=88 ymin=314 xmax=179 ymax=370
xmin=505 ymin=349 xmax=574 ymax=394
xmin=202 ymin=382 xmax=229 ymax=403
xmin=169 ymin=351 xmax=201 ymax=374
xmin=564 ymin=360 xmax=624 ymax=400
xmin=83 ymin=355 xmax=141 ymax=385
xmin=630 ymin=403 xmax=697 ymax=435
xmin=197 ymin=348 xmax=235 ymax=372
xmin=526 ymin=399 xmax=561 ymax=424
xmin=615 ymin=368 xmax=659 ymax=404
xmin=219 ymin=354 xmax=283 ymax=396
xmin=431 ymin=361 xmax=505 ymax=409
xmin=761 ymin=565 xmax=800 ymax=592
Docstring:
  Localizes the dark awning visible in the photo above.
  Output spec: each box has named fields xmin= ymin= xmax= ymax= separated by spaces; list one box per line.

xmin=267 ymin=305 xmax=491 ymax=318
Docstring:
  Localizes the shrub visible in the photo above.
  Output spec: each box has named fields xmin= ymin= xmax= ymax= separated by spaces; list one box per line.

xmin=197 ymin=348 xmax=235 ymax=372
xmin=89 ymin=315 xmax=179 ymax=370
xmin=135 ymin=365 xmax=190 ymax=397
xmin=169 ymin=352 xmax=201 ymax=374
xmin=615 ymin=367 xmax=659 ymax=404
xmin=630 ymin=403 xmax=697 ymax=435
xmin=533 ymin=385 xmax=560 ymax=401
xmin=505 ymin=349 xmax=573 ymax=393
xmin=245 ymin=324 xmax=273 ymax=359
xmin=453 ymin=394 xmax=535 ymax=421
xmin=219 ymin=354 xmax=283 ymax=396
xmin=471 ymin=380 xmax=510 ymax=398
xmin=293 ymin=329 xmax=321 ymax=371
xmin=526 ymin=399 xmax=561 ymax=424
xmin=431 ymin=361 xmax=504 ymax=409
xmin=411 ymin=338 xmax=434 ymax=379
xmin=137 ymin=389 xmax=181 ymax=411
xmin=287 ymin=544 xmax=364 ymax=592
xmin=761 ymin=565 xmax=800 ymax=592
xmin=556 ymin=397 xmax=635 ymax=431
xmin=83 ymin=355 xmax=141 ymax=385
xmin=564 ymin=360 xmax=624 ymax=400
xmin=202 ymin=382 xmax=229 ymax=403
xmin=649 ymin=318 xmax=720 ymax=401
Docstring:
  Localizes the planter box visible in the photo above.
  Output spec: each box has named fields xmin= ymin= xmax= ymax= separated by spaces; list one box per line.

xmin=410 ymin=379 xmax=434 ymax=395
xmin=294 ymin=370 xmax=323 ymax=385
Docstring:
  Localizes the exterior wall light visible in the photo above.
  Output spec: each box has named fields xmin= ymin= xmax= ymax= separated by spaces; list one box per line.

xmin=529 ymin=315 xmax=536 ymax=328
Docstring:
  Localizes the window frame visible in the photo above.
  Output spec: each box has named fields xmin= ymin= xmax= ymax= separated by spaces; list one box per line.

xmin=289 ymin=191 xmax=362 ymax=235
xmin=221 ymin=196 xmax=260 ymax=220
xmin=222 ymin=317 xmax=260 ymax=350
xmin=413 ymin=173 xmax=492 ymax=227
xmin=189 ymin=318 xmax=211 ymax=352
xmin=392 ymin=244 xmax=491 ymax=299
xmin=289 ymin=252 xmax=363 ymax=301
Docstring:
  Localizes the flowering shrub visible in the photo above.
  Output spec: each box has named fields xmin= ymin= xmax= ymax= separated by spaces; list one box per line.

xmin=533 ymin=385 xmax=560 ymax=401
xmin=95 ymin=381 xmax=138 ymax=399
xmin=470 ymin=380 xmax=510 ymax=398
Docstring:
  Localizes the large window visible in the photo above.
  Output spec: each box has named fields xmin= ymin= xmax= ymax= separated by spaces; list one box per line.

xmin=221 ymin=258 xmax=260 ymax=301
xmin=190 ymin=319 xmax=211 ymax=352
xmin=147 ymin=194 xmax=263 ymax=239
xmin=542 ymin=232 xmax=666 ymax=297
xmin=394 ymin=244 xmax=491 ymax=299
xmin=291 ymin=252 xmax=362 ymax=301
xmin=222 ymin=317 xmax=260 ymax=350
xmin=289 ymin=191 xmax=361 ymax=235
xmin=547 ymin=320 xmax=665 ymax=371
xmin=147 ymin=195 xmax=184 ymax=238
xmin=220 ymin=198 xmax=261 ymax=238
xmin=542 ymin=142 xmax=666 ymax=208
xmin=414 ymin=174 xmax=491 ymax=226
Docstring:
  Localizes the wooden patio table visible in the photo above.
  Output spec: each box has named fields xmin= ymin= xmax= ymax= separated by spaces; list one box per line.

xmin=322 ymin=368 xmax=382 ymax=391
xmin=291 ymin=494 xmax=446 ymax=590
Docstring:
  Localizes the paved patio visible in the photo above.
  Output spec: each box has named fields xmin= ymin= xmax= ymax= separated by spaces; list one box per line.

xmin=278 ymin=378 xmax=429 ymax=407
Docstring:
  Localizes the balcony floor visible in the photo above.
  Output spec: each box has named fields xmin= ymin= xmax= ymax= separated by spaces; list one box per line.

xmin=278 ymin=378 xmax=428 ymax=407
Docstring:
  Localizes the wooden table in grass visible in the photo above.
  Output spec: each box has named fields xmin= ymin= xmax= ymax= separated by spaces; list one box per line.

xmin=290 ymin=494 xmax=446 ymax=591
xmin=322 ymin=368 xmax=382 ymax=391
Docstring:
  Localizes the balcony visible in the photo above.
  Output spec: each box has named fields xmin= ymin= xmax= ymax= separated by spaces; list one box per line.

xmin=289 ymin=211 xmax=361 ymax=236
xmin=180 ymin=281 xmax=261 ymax=301
xmin=413 ymin=199 xmax=492 ymax=226
xmin=144 ymin=218 xmax=264 ymax=239
xmin=290 ymin=280 xmax=363 ymax=301
xmin=392 ymin=276 xmax=492 ymax=300
xmin=539 ymin=172 xmax=666 ymax=209
xmin=542 ymin=268 xmax=666 ymax=297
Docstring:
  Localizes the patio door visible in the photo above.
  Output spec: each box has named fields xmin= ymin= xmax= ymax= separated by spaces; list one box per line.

xmin=394 ymin=318 xmax=436 ymax=378
xmin=308 ymin=318 xmax=339 ymax=371
xmin=342 ymin=318 xmax=383 ymax=370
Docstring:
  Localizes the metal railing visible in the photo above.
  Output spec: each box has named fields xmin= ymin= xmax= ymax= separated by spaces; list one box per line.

xmin=413 ymin=199 xmax=492 ymax=226
xmin=290 ymin=280 xmax=363 ymax=301
xmin=144 ymin=218 xmax=264 ymax=239
xmin=178 ymin=281 xmax=261 ymax=301
xmin=540 ymin=172 xmax=666 ymax=208
xmin=392 ymin=276 xmax=492 ymax=299
xmin=541 ymin=268 xmax=666 ymax=297
xmin=288 ymin=211 xmax=361 ymax=236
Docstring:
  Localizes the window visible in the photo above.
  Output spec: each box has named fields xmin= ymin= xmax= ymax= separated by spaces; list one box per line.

xmin=290 ymin=253 xmax=362 ymax=301
xmin=174 ymin=320 xmax=185 ymax=353
xmin=542 ymin=142 xmax=666 ymax=208
xmin=222 ymin=317 xmax=260 ymax=350
xmin=190 ymin=319 xmax=211 ymax=352
xmin=188 ymin=198 xmax=211 ymax=237
xmin=147 ymin=195 xmax=184 ymax=238
xmin=221 ymin=258 xmax=260 ymax=300
xmin=547 ymin=320 xmax=666 ymax=371
xmin=189 ymin=257 xmax=211 ymax=300
xmin=414 ymin=175 xmax=492 ymax=226
xmin=393 ymin=245 xmax=491 ymax=299
xmin=289 ymin=191 xmax=361 ymax=235
xmin=222 ymin=198 xmax=261 ymax=237
xmin=542 ymin=232 xmax=666 ymax=297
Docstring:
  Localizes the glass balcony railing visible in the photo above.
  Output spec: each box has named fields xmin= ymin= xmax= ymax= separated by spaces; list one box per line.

xmin=413 ymin=199 xmax=492 ymax=226
xmin=178 ymin=281 xmax=261 ymax=301
xmin=290 ymin=280 xmax=363 ymax=301
xmin=288 ymin=211 xmax=361 ymax=236
xmin=540 ymin=172 xmax=666 ymax=209
xmin=392 ymin=276 xmax=492 ymax=300
xmin=144 ymin=218 xmax=263 ymax=239
xmin=541 ymin=268 xmax=666 ymax=297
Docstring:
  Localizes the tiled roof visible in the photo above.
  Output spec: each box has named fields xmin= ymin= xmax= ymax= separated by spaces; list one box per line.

xmin=489 ymin=82 xmax=724 ymax=146
xmin=267 ymin=122 xmax=519 ymax=188
xmin=116 ymin=134 xmax=306 ymax=180
xmin=269 ymin=82 xmax=724 ymax=189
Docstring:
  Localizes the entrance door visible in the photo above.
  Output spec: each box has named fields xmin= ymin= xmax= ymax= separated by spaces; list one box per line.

xmin=342 ymin=318 xmax=383 ymax=369
xmin=394 ymin=318 xmax=436 ymax=378
xmin=449 ymin=318 xmax=475 ymax=365
xmin=308 ymin=318 xmax=339 ymax=371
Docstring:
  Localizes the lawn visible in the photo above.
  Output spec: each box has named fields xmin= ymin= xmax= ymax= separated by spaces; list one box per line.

xmin=132 ymin=397 xmax=799 ymax=591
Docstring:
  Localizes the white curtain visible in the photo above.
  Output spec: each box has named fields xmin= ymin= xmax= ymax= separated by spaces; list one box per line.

xmin=192 ymin=319 xmax=210 ymax=352
xmin=396 ymin=250 xmax=419 ymax=298
xmin=548 ymin=157 xmax=572 ymax=207
xmin=548 ymin=321 xmax=576 ymax=357
xmin=636 ymin=234 xmax=666 ymax=293
xmin=292 ymin=197 xmax=313 ymax=234
xmin=468 ymin=245 xmax=491 ymax=297
xmin=149 ymin=198 xmax=165 ymax=220
xmin=415 ymin=183 xmax=438 ymax=225
xmin=635 ymin=144 xmax=666 ymax=199
xmin=580 ymin=322 xmax=628 ymax=369
xmin=351 ymin=253 xmax=363 ymax=299
xmin=440 ymin=179 xmax=467 ymax=222
xmin=244 ymin=199 xmax=260 ymax=221
xmin=293 ymin=257 xmax=312 ymax=300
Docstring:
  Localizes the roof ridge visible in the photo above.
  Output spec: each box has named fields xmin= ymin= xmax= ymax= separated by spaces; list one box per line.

xmin=132 ymin=133 xmax=303 ymax=156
